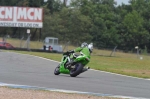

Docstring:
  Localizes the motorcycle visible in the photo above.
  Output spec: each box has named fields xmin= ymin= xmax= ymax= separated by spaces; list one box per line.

xmin=54 ymin=52 xmax=90 ymax=77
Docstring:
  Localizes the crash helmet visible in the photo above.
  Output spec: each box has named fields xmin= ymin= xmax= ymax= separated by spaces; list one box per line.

xmin=88 ymin=43 xmax=93 ymax=52
xmin=81 ymin=42 xmax=88 ymax=48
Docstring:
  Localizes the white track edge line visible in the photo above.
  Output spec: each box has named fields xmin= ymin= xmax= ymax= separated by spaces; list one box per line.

xmin=0 ymin=82 xmax=148 ymax=99
xmin=7 ymin=51 xmax=150 ymax=81
xmin=2 ymin=51 xmax=150 ymax=99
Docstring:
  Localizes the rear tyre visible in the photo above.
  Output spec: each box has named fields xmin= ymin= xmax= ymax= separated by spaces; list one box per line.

xmin=54 ymin=65 xmax=60 ymax=75
xmin=70 ymin=63 xmax=83 ymax=77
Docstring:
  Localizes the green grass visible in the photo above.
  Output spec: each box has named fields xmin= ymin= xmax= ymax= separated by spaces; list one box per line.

xmin=90 ymin=55 xmax=150 ymax=78
xmin=8 ymin=50 xmax=150 ymax=79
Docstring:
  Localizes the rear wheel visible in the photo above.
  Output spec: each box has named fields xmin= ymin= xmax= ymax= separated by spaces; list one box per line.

xmin=54 ymin=65 xmax=60 ymax=75
xmin=70 ymin=63 xmax=83 ymax=77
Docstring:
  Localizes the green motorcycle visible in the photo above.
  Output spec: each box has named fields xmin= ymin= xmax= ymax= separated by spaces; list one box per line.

xmin=54 ymin=52 xmax=90 ymax=77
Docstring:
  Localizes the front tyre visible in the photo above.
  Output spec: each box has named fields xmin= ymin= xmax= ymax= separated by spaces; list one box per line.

xmin=70 ymin=63 xmax=83 ymax=77
xmin=54 ymin=65 xmax=60 ymax=75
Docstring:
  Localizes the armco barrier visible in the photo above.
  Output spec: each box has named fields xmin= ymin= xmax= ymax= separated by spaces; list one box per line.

xmin=0 ymin=47 xmax=63 ymax=54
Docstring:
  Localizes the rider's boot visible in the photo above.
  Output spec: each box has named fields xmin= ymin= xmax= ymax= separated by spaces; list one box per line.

xmin=81 ymin=67 xmax=90 ymax=73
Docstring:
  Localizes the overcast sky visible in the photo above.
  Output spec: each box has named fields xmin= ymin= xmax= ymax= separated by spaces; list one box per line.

xmin=44 ymin=0 xmax=130 ymax=6
xmin=62 ymin=0 xmax=130 ymax=6
xmin=115 ymin=0 xmax=129 ymax=5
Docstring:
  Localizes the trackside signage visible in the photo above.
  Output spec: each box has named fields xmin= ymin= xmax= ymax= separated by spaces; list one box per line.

xmin=0 ymin=6 xmax=43 ymax=28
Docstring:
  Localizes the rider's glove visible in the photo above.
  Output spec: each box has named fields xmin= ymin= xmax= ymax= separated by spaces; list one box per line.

xmin=63 ymin=50 xmax=74 ymax=55
xmin=68 ymin=50 xmax=74 ymax=53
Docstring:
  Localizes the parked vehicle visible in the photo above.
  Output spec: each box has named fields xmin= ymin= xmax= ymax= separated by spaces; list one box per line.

xmin=0 ymin=41 xmax=14 ymax=49
xmin=43 ymin=37 xmax=62 ymax=52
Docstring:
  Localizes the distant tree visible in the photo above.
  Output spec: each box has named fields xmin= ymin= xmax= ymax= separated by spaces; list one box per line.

xmin=28 ymin=0 xmax=43 ymax=7
xmin=47 ymin=0 xmax=63 ymax=14
xmin=122 ymin=10 xmax=149 ymax=50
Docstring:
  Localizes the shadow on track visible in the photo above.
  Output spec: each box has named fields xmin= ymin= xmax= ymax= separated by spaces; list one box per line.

xmin=55 ymin=74 xmax=88 ymax=78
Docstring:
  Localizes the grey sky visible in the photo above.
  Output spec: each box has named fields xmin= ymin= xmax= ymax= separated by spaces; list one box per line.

xmin=63 ymin=0 xmax=130 ymax=6
xmin=59 ymin=0 xmax=129 ymax=5
xmin=115 ymin=0 xmax=129 ymax=5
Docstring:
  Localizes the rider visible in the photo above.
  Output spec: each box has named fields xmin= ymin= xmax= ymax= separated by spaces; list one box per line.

xmin=64 ymin=42 xmax=93 ymax=72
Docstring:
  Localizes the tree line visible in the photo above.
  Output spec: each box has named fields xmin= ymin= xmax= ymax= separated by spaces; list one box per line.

xmin=0 ymin=0 xmax=150 ymax=52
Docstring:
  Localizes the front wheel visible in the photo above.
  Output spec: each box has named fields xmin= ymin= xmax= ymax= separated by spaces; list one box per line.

xmin=70 ymin=63 xmax=83 ymax=77
xmin=54 ymin=65 xmax=60 ymax=75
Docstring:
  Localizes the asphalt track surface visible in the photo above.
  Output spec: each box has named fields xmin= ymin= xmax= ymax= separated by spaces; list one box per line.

xmin=0 ymin=51 xmax=150 ymax=98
